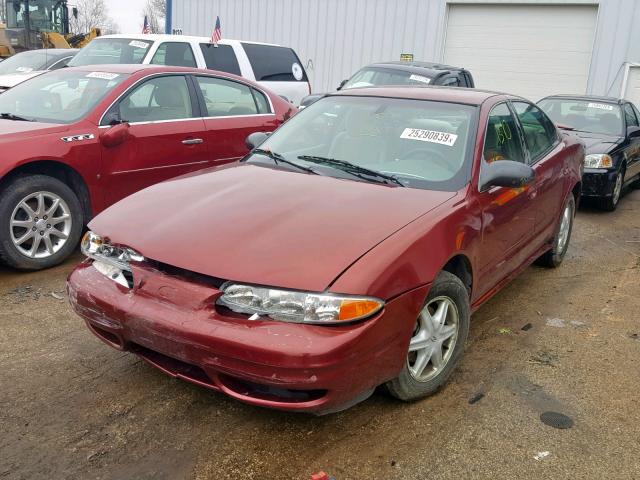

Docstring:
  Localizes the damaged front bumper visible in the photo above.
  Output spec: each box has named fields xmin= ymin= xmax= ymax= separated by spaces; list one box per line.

xmin=67 ymin=261 xmax=428 ymax=414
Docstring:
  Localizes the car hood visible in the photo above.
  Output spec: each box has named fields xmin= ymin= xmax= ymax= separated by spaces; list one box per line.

xmin=0 ymin=71 xmax=44 ymax=89
xmin=0 ymin=119 xmax=69 ymax=140
xmin=90 ymin=164 xmax=455 ymax=292
xmin=569 ymin=131 xmax=622 ymax=154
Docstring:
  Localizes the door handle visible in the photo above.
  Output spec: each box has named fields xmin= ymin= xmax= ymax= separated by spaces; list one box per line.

xmin=182 ymin=138 xmax=204 ymax=145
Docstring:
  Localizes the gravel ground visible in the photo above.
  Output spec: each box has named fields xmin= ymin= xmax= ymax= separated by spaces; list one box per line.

xmin=1 ymin=190 xmax=639 ymax=480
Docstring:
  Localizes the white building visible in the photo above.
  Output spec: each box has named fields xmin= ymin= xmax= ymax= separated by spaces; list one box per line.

xmin=166 ymin=0 xmax=640 ymax=103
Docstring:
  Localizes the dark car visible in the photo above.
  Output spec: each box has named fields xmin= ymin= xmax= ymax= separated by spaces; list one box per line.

xmin=68 ymin=87 xmax=582 ymax=414
xmin=299 ymin=61 xmax=475 ymax=108
xmin=538 ymin=95 xmax=640 ymax=210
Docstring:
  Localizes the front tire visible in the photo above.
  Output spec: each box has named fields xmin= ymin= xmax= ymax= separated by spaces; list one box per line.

xmin=600 ymin=169 xmax=624 ymax=211
xmin=386 ymin=271 xmax=470 ymax=401
xmin=536 ymin=195 xmax=575 ymax=268
xmin=0 ymin=175 xmax=83 ymax=270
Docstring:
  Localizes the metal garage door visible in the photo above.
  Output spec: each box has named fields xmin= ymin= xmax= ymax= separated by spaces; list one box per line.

xmin=625 ymin=66 xmax=640 ymax=108
xmin=444 ymin=4 xmax=598 ymax=101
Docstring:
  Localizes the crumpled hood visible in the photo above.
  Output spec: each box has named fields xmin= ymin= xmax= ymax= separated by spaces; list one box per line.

xmin=0 ymin=71 xmax=44 ymax=89
xmin=90 ymin=164 xmax=455 ymax=292
xmin=570 ymin=131 xmax=622 ymax=154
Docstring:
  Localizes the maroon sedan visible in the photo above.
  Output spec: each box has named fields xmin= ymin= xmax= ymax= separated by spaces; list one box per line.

xmin=0 ymin=64 xmax=294 ymax=270
xmin=68 ymin=87 xmax=583 ymax=414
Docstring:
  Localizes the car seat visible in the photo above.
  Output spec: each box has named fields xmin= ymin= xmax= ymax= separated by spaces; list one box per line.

xmin=152 ymin=82 xmax=191 ymax=120
xmin=328 ymin=108 xmax=387 ymax=163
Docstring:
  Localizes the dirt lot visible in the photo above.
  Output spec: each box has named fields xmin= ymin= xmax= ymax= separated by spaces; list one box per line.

xmin=1 ymin=190 xmax=639 ymax=480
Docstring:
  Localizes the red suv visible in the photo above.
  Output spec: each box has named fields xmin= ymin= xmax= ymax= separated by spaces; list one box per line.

xmin=0 ymin=65 xmax=294 ymax=270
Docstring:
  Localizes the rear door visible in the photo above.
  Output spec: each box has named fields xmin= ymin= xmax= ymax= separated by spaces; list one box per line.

xmin=511 ymin=100 xmax=565 ymax=244
xmin=100 ymin=74 xmax=208 ymax=205
xmin=476 ymin=102 xmax=537 ymax=293
xmin=192 ymin=75 xmax=281 ymax=163
xmin=241 ymin=43 xmax=309 ymax=105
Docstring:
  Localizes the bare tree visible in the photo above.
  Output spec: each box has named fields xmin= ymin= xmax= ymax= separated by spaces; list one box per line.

xmin=143 ymin=0 xmax=165 ymax=33
xmin=69 ymin=0 xmax=118 ymax=34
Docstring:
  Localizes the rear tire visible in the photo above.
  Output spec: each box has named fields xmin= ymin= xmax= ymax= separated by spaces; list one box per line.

xmin=386 ymin=271 xmax=470 ymax=401
xmin=536 ymin=195 xmax=575 ymax=268
xmin=0 ymin=175 xmax=83 ymax=271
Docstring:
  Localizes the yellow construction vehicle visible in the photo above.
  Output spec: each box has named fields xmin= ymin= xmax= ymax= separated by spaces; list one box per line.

xmin=0 ymin=1 xmax=100 ymax=58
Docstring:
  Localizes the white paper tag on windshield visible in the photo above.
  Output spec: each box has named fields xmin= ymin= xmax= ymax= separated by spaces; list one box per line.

xmin=129 ymin=40 xmax=149 ymax=49
xmin=409 ymin=74 xmax=431 ymax=84
xmin=86 ymin=72 xmax=120 ymax=80
xmin=400 ymin=128 xmax=457 ymax=146
xmin=587 ymin=102 xmax=614 ymax=111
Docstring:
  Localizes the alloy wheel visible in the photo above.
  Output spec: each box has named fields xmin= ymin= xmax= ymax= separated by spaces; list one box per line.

xmin=10 ymin=191 xmax=72 ymax=259
xmin=556 ymin=200 xmax=573 ymax=254
xmin=407 ymin=296 xmax=459 ymax=382
xmin=612 ymin=171 xmax=623 ymax=206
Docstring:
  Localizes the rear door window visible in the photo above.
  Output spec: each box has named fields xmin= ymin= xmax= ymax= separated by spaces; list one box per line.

xmin=151 ymin=42 xmax=197 ymax=68
xmin=241 ymin=43 xmax=307 ymax=82
xmin=512 ymin=101 xmax=558 ymax=162
xmin=199 ymin=44 xmax=241 ymax=76
xmin=194 ymin=76 xmax=263 ymax=116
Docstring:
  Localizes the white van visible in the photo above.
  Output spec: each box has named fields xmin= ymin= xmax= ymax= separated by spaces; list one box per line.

xmin=69 ymin=34 xmax=310 ymax=105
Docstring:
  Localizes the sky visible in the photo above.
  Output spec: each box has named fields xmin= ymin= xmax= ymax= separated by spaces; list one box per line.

xmin=107 ymin=0 xmax=151 ymax=34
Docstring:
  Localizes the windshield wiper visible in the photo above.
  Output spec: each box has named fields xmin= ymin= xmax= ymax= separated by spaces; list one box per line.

xmin=250 ymin=148 xmax=318 ymax=175
xmin=298 ymin=155 xmax=404 ymax=187
xmin=0 ymin=112 xmax=34 ymax=122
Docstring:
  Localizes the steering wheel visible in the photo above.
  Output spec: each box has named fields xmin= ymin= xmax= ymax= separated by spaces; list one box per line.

xmin=397 ymin=148 xmax=455 ymax=173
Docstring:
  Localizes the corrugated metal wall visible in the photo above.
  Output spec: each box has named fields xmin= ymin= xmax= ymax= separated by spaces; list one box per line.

xmin=172 ymin=0 xmax=447 ymax=92
xmin=171 ymin=0 xmax=640 ymax=97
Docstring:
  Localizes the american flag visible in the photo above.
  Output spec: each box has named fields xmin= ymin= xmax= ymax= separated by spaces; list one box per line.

xmin=142 ymin=15 xmax=151 ymax=34
xmin=211 ymin=16 xmax=222 ymax=44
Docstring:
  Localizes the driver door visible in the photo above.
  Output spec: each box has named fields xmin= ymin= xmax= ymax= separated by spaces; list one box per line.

xmin=476 ymin=103 xmax=537 ymax=296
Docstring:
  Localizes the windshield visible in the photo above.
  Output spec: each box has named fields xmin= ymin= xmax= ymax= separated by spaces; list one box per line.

xmin=342 ymin=67 xmax=434 ymax=89
xmin=0 ymin=50 xmax=52 ymax=75
xmin=69 ymin=38 xmax=152 ymax=66
xmin=538 ymin=98 xmax=623 ymax=136
xmin=0 ymin=69 xmax=127 ymax=124
xmin=252 ymin=96 xmax=476 ymax=191
xmin=7 ymin=0 xmax=67 ymax=33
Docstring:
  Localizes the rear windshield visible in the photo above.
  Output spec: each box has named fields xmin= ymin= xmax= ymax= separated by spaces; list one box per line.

xmin=343 ymin=67 xmax=434 ymax=89
xmin=0 ymin=50 xmax=52 ymax=74
xmin=200 ymin=43 xmax=241 ymax=76
xmin=69 ymin=38 xmax=152 ymax=66
xmin=241 ymin=43 xmax=307 ymax=82
xmin=538 ymin=98 xmax=623 ymax=137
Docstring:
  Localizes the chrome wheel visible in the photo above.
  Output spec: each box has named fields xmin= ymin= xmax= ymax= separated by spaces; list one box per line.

xmin=556 ymin=200 xmax=573 ymax=254
xmin=10 ymin=191 xmax=72 ymax=259
xmin=407 ymin=296 xmax=459 ymax=382
xmin=612 ymin=171 xmax=623 ymax=206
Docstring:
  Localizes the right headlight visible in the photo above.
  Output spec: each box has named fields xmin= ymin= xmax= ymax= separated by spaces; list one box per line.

xmin=584 ymin=154 xmax=613 ymax=169
xmin=81 ymin=231 xmax=143 ymax=287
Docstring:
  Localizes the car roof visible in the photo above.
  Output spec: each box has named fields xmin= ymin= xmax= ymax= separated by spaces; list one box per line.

xmin=540 ymin=94 xmax=624 ymax=104
xmin=97 ymin=33 xmax=282 ymax=48
xmin=63 ymin=64 xmax=205 ymax=75
xmin=365 ymin=61 xmax=468 ymax=77
xmin=332 ymin=85 xmax=505 ymax=106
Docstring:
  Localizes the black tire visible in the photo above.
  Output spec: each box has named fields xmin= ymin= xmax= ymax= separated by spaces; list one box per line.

xmin=536 ymin=195 xmax=575 ymax=268
xmin=386 ymin=271 xmax=470 ymax=401
xmin=0 ymin=175 xmax=83 ymax=271
xmin=599 ymin=169 xmax=624 ymax=211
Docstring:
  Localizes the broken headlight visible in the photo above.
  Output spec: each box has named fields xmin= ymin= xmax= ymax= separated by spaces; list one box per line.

xmin=217 ymin=282 xmax=384 ymax=324
xmin=81 ymin=231 xmax=143 ymax=287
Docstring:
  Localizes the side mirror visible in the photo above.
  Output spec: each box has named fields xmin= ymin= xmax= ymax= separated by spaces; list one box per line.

xmin=245 ymin=131 xmax=270 ymax=150
xmin=479 ymin=160 xmax=535 ymax=191
xmin=100 ymin=123 xmax=130 ymax=148
xmin=337 ymin=79 xmax=347 ymax=90
xmin=299 ymin=94 xmax=323 ymax=109
xmin=627 ymin=126 xmax=640 ymax=138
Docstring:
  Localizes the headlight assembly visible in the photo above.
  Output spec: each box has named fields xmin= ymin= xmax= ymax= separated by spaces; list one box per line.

xmin=217 ymin=283 xmax=384 ymax=325
xmin=584 ymin=154 xmax=613 ymax=169
xmin=81 ymin=231 xmax=143 ymax=287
